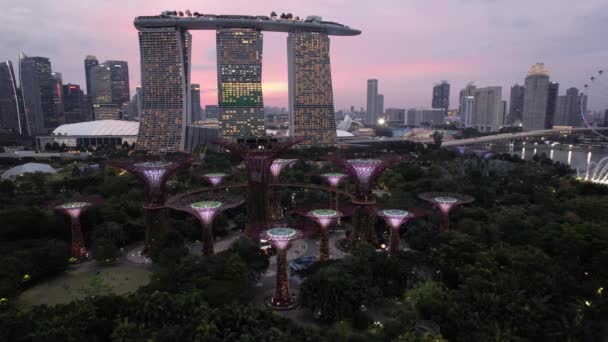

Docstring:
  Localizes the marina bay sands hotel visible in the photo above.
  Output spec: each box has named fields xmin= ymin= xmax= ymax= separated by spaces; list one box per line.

xmin=134 ymin=13 xmax=361 ymax=152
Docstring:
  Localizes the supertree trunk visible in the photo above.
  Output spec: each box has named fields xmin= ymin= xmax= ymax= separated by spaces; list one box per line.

xmin=319 ymin=227 xmax=330 ymax=261
xmin=201 ymin=222 xmax=215 ymax=256
xmin=328 ymin=189 xmax=335 ymax=210
xmin=144 ymin=208 xmax=169 ymax=252
xmin=274 ymin=247 xmax=291 ymax=305
xmin=440 ymin=212 xmax=450 ymax=232
xmin=351 ymin=204 xmax=377 ymax=245
xmin=269 ymin=185 xmax=284 ymax=222
xmin=245 ymin=180 xmax=270 ymax=238
xmin=389 ymin=227 xmax=400 ymax=257
xmin=69 ymin=217 xmax=87 ymax=258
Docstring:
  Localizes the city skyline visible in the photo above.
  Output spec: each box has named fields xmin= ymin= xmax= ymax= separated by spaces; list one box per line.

xmin=2 ymin=0 xmax=607 ymax=110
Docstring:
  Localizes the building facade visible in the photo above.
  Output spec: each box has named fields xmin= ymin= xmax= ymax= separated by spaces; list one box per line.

xmin=555 ymin=87 xmax=583 ymax=127
xmin=545 ymin=81 xmax=559 ymax=129
xmin=508 ymin=84 xmax=525 ymax=125
xmin=90 ymin=61 xmax=130 ymax=121
xmin=522 ymin=63 xmax=550 ymax=131
xmin=191 ymin=83 xmax=202 ymax=122
xmin=432 ymin=81 xmax=450 ymax=115
xmin=461 ymin=96 xmax=475 ymax=128
xmin=406 ymin=108 xmax=445 ymax=127
xmin=0 ymin=61 xmax=25 ymax=134
xmin=19 ymin=53 xmax=56 ymax=135
xmin=62 ymin=84 xmax=89 ymax=124
xmin=137 ymin=27 xmax=191 ymax=152
xmin=385 ymin=108 xmax=405 ymax=123
xmin=471 ymin=86 xmax=502 ymax=132
xmin=84 ymin=55 xmax=99 ymax=97
xmin=366 ymin=79 xmax=378 ymax=125
xmin=217 ymin=28 xmax=264 ymax=140
xmin=288 ymin=31 xmax=336 ymax=144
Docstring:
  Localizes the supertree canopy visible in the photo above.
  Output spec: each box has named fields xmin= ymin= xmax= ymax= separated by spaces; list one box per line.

xmin=270 ymin=159 xmax=297 ymax=180
xmin=216 ymin=138 xmax=301 ymax=237
xmin=320 ymin=172 xmax=349 ymax=210
xmin=106 ymin=154 xmax=192 ymax=251
xmin=304 ymin=209 xmax=343 ymax=261
xmin=202 ymin=172 xmax=228 ymax=187
xmin=330 ymin=157 xmax=402 ymax=202
xmin=262 ymin=227 xmax=302 ymax=310
xmin=166 ymin=192 xmax=244 ymax=256
xmin=52 ymin=196 xmax=102 ymax=260
xmin=377 ymin=209 xmax=422 ymax=257
xmin=418 ymin=192 xmax=474 ymax=231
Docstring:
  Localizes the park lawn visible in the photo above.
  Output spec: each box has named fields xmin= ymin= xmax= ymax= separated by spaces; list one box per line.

xmin=17 ymin=262 xmax=151 ymax=307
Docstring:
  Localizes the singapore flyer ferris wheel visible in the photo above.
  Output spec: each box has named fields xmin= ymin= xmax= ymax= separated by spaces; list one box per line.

xmin=581 ymin=69 xmax=608 ymax=138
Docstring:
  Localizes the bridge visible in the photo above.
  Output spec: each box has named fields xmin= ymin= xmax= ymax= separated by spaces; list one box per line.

xmin=441 ymin=127 xmax=608 ymax=147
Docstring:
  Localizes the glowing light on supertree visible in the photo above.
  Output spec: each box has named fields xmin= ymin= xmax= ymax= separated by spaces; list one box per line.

xmin=262 ymin=227 xmax=302 ymax=309
xmin=166 ymin=192 xmax=244 ymax=256
xmin=52 ymin=197 xmax=102 ymax=260
xmin=304 ymin=209 xmax=343 ymax=261
xmin=320 ymin=172 xmax=348 ymax=210
xmin=418 ymin=192 xmax=474 ymax=232
xmin=106 ymin=154 xmax=192 ymax=251
xmin=202 ymin=172 xmax=227 ymax=187
xmin=216 ymin=138 xmax=302 ymax=237
xmin=269 ymin=159 xmax=297 ymax=221
xmin=578 ymin=156 xmax=608 ymax=185
xmin=377 ymin=209 xmax=421 ymax=257
xmin=455 ymin=146 xmax=469 ymax=156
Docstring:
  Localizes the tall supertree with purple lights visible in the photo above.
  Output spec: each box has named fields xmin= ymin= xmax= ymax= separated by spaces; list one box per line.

xmin=320 ymin=172 xmax=348 ymax=210
xmin=418 ymin=192 xmax=474 ymax=232
xmin=52 ymin=197 xmax=102 ymax=260
xmin=202 ymin=172 xmax=228 ymax=187
xmin=330 ymin=157 xmax=402 ymax=243
xmin=106 ymin=154 xmax=191 ymax=251
xmin=377 ymin=209 xmax=422 ymax=257
xmin=216 ymin=138 xmax=301 ymax=238
xmin=166 ymin=193 xmax=243 ymax=256
xmin=269 ymin=159 xmax=297 ymax=221
xmin=262 ymin=227 xmax=302 ymax=310
xmin=304 ymin=209 xmax=343 ymax=261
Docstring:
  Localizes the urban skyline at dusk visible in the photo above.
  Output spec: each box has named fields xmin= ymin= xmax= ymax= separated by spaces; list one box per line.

xmin=3 ymin=0 xmax=608 ymax=110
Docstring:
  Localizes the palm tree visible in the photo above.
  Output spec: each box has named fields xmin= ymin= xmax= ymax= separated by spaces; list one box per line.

xmin=270 ymin=11 xmax=277 ymax=18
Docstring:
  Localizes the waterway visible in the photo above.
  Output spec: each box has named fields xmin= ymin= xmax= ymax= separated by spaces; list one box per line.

xmin=495 ymin=143 xmax=608 ymax=171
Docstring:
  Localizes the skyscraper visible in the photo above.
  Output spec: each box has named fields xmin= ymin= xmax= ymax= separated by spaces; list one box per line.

xmin=108 ymin=61 xmax=130 ymax=110
xmin=508 ymin=84 xmax=525 ymax=125
xmin=19 ymin=53 xmax=56 ymax=135
xmin=471 ymin=86 xmax=502 ymax=132
xmin=287 ymin=31 xmax=336 ymax=144
xmin=0 ymin=61 xmax=25 ymax=134
xmin=522 ymin=63 xmax=550 ymax=131
xmin=191 ymin=84 xmax=202 ymax=122
xmin=84 ymin=55 xmax=99 ymax=97
xmin=90 ymin=61 xmax=130 ymax=120
xmin=366 ymin=79 xmax=378 ymax=125
xmin=459 ymin=83 xmax=476 ymax=127
xmin=376 ymin=94 xmax=384 ymax=120
xmin=205 ymin=105 xmax=219 ymax=119
xmin=137 ymin=27 xmax=191 ymax=152
xmin=462 ymin=96 xmax=475 ymax=128
xmin=545 ymin=81 xmax=559 ymax=129
xmin=62 ymin=84 xmax=88 ymax=124
xmin=217 ymin=28 xmax=264 ymax=140
xmin=432 ymin=81 xmax=450 ymax=115
xmin=555 ymin=87 xmax=583 ymax=127
xmin=51 ymin=72 xmax=64 ymax=124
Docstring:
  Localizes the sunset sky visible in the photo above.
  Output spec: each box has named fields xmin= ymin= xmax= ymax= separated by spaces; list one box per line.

xmin=2 ymin=0 xmax=607 ymax=110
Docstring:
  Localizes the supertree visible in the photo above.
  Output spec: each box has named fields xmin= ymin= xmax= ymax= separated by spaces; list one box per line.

xmin=52 ymin=196 xmax=102 ymax=260
xmin=261 ymin=227 xmax=302 ymax=310
xmin=418 ymin=192 xmax=474 ymax=232
xmin=166 ymin=192 xmax=243 ymax=256
xmin=202 ymin=172 xmax=228 ymax=187
xmin=320 ymin=172 xmax=348 ymax=210
xmin=471 ymin=149 xmax=495 ymax=176
xmin=303 ymin=209 xmax=343 ymax=261
xmin=106 ymin=154 xmax=192 ymax=251
xmin=377 ymin=208 xmax=423 ymax=257
xmin=216 ymin=138 xmax=301 ymax=237
xmin=269 ymin=159 xmax=297 ymax=221
xmin=330 ymin=156 xmax=403 ymax=243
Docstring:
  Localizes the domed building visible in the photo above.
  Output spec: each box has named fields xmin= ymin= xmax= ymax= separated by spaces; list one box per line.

xmin=36 ymin=120 xmax=139 ymax=150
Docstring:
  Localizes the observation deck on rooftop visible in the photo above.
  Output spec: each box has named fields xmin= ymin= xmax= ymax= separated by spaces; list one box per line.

xmin=134 ymin=14 xmax=361 ymax=36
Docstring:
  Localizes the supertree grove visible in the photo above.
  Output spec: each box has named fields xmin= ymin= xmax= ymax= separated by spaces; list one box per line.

xmin=166 ymin=193 xmax=244 ymax=256
xmin=418 ymin=192 xmax=474 ymax=231
xmin=330 ymin=157 xmax=402 ymax=243
xmin=377 ymin=209 xmax=422 ymax=256
xmin=106 ymin=154 xmax=192 ymax=251
xmin=304 ymin=209 xmax=343 ymax=261
xmin=269 ymin=159 xmax=297 ymax=221
xmin=216 ymin=138 xmax=301 ymax=237
xmin=262 ymin=227 xmax=302 ymax=310
xmin=52 ymin=196 xmax=102 ymax=260
xmin=202 ymin=172 xmax=228 ymax=187
xmin=320 ymin=172 xmax=348 ymax=210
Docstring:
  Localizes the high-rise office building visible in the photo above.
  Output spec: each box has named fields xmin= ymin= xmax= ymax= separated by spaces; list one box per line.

xmin=84 ymin=55 xmax=99 ymax=96
xmin=191 ymin=84 xmax=202 ymax=122
xmin=205 ymin=105 xmax=219 ymax=119
xmin=522 ymin=63 xmax=550 ymax=131
xmin=385 ymin=108 xmax=405 ymax=123
xmin=461 ymin=96 xmax=475 ymax=128
xmin=137 ymin=27 xmax=191 ymax=152
xmin=432 ymin=81 xmax=450 ymax=115
xmin=287 ymin=31 xmax=336 ymax=144
xmin=366 ymin=79 xmax=378 ymax=125
xmin=376 ymin=94 xmax=384 ymax=120
xmin=108 ymin=61 xmax=130 ymax=109
xmin=90 ymin=61 xmax=130 ymax=120
xmin=555 ymin=87 xmax=583 ymax=127
xmin=19 ymin=53 xmax=56 ymax=135
xmin=62 ymin=84 xmax=88 ymax=124
xmin=51 ymin=72 xmax=64 ymax=124
xmin=508 ymin=84 xmax=525 ymax=125
xmin=459 ymin=83 xmax=476 ymax=118
xmin=501 ymin=100 xmax=508 ymax=127
xmin=0 ymin=61 xmax=25 ymax=134
xmin=471 ymin=86 xmax=502 ymax=132
xmin=406 ymin=108 xmax=445 ymax=127
xmin=217 ymin=28 xmax=264 ymax=140
xmin=545 ymin=81 xmax=559 ymax=129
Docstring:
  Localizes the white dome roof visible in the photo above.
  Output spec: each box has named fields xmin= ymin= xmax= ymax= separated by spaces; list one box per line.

xmin=1 ymin=162 xmax=56 ymax=180
xmin=52 ymin=120 xmax=139 ymax=136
